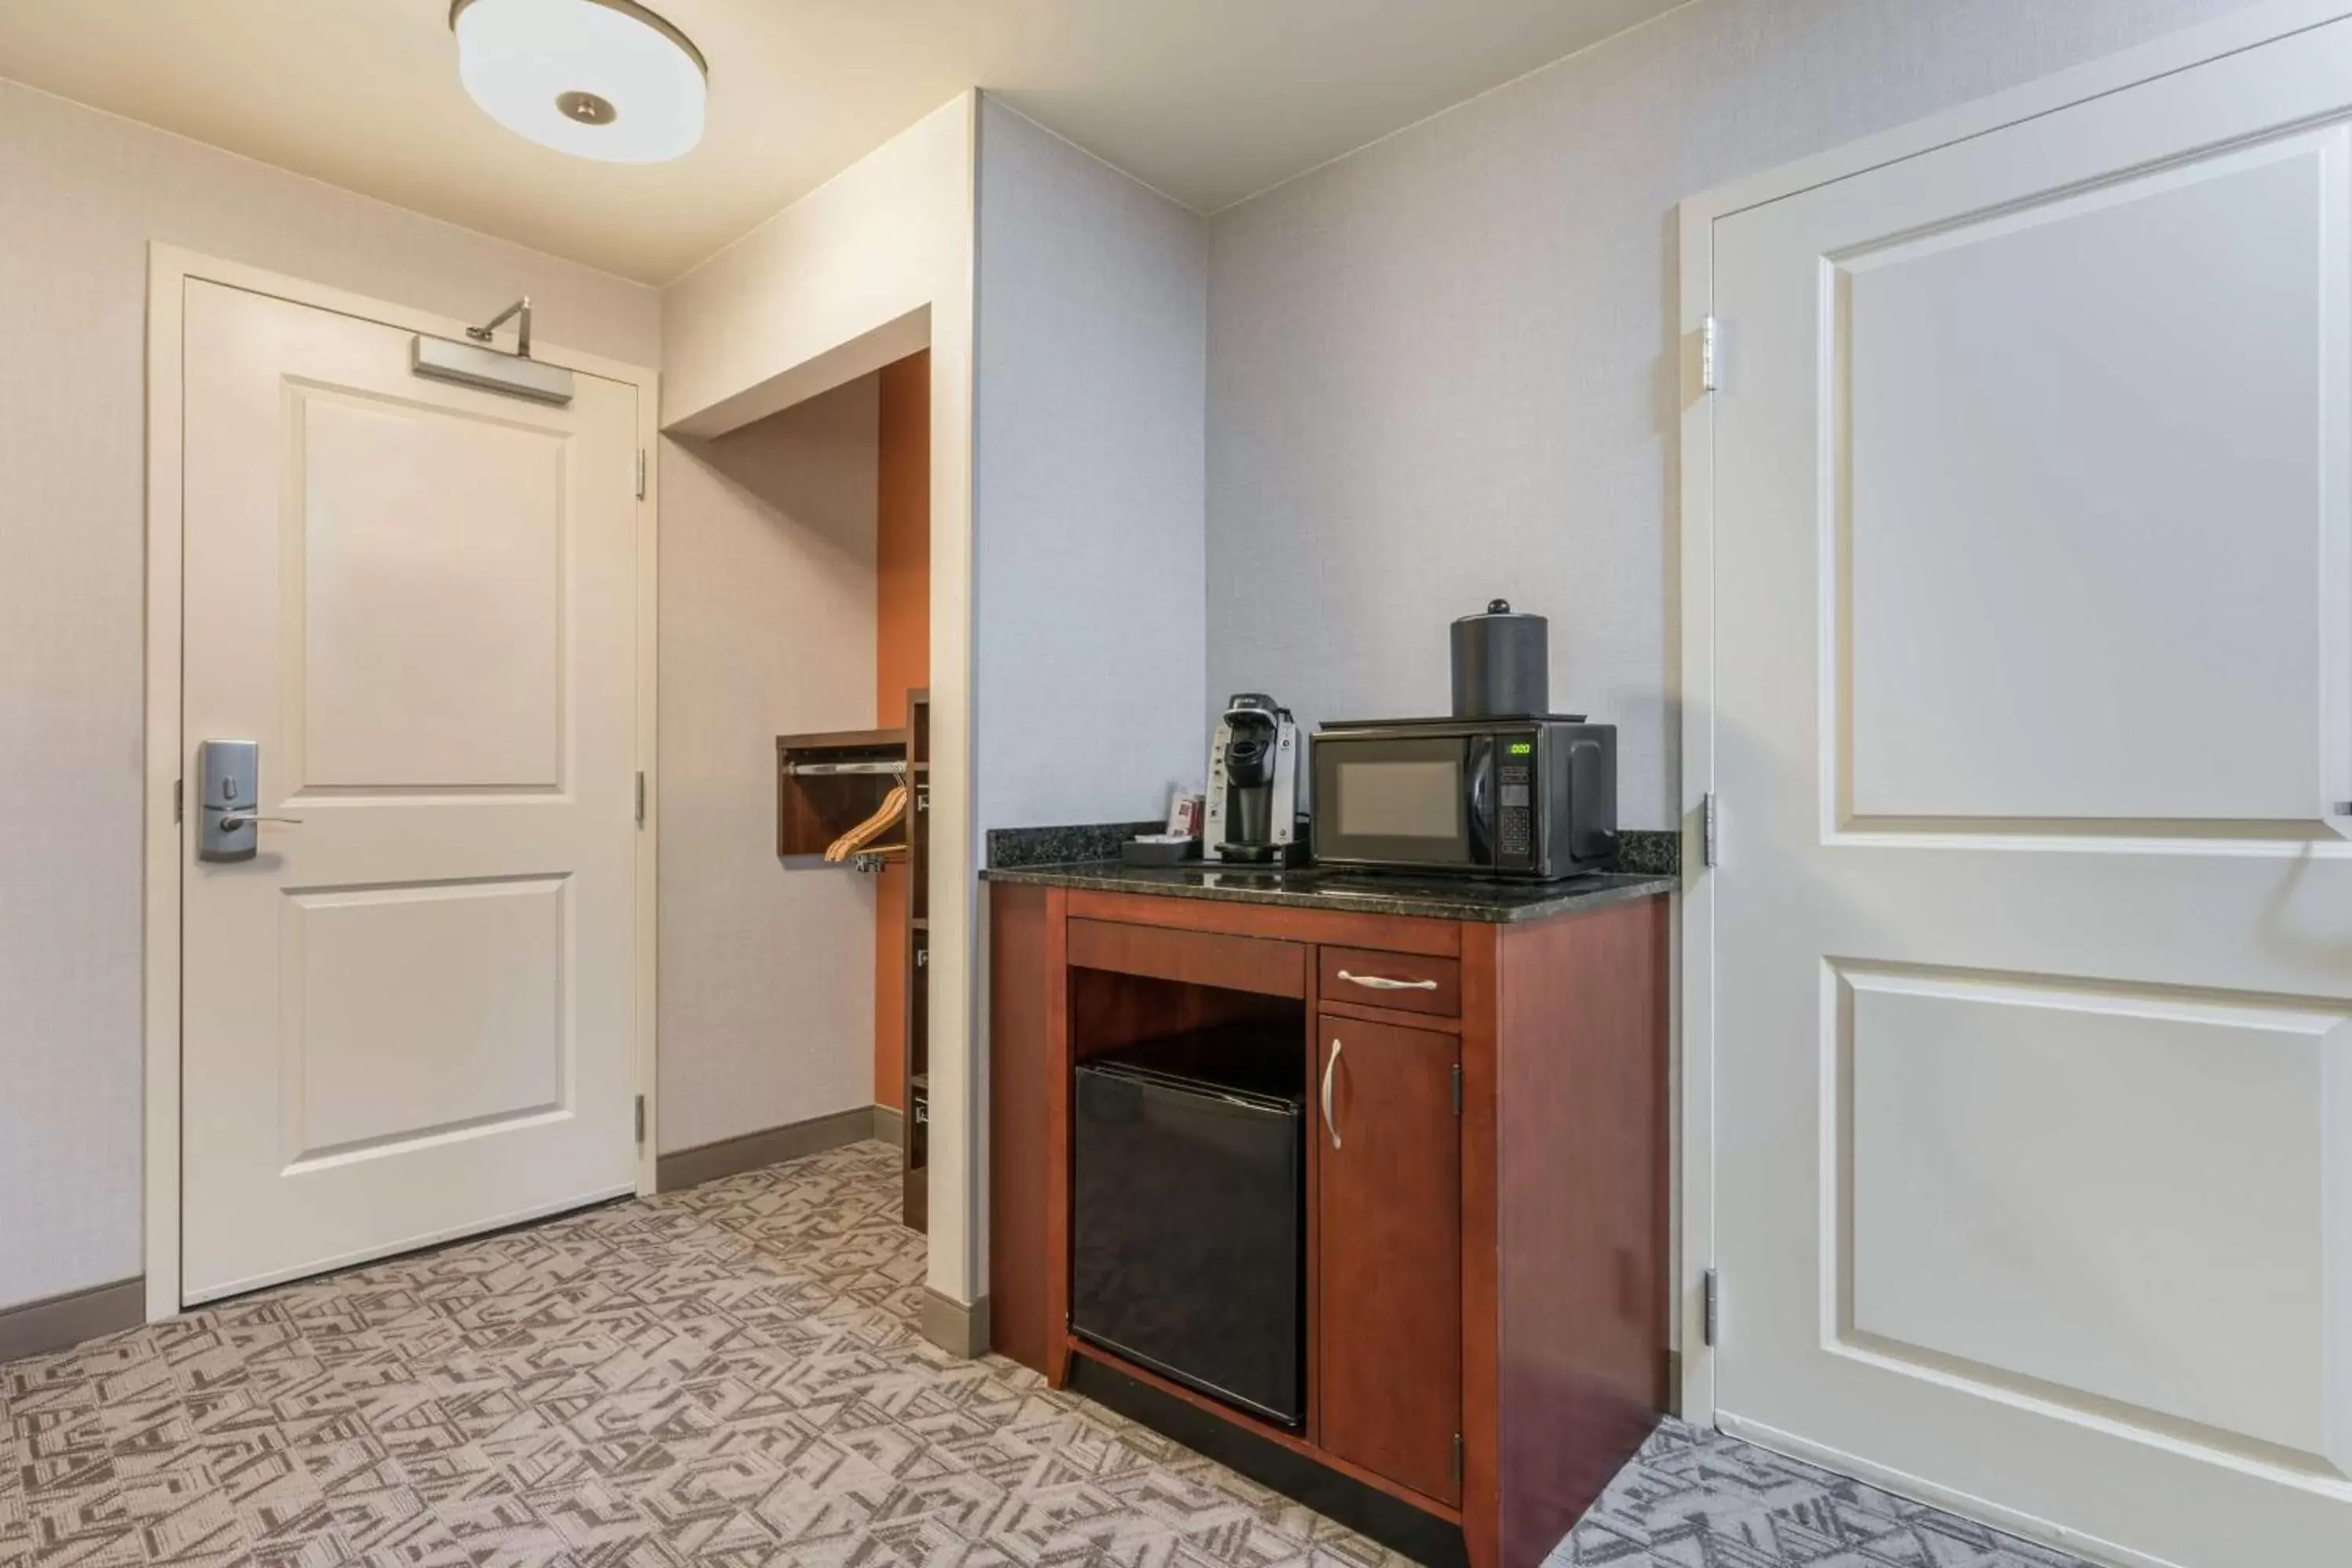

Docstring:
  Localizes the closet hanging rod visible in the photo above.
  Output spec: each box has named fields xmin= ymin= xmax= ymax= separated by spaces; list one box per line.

xmin=784 ymin=759 xmax=907 ymax=777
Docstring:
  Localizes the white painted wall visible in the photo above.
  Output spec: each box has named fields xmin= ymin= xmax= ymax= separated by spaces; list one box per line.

xmin=662 ymin=97 xmax=975 ymax=437
xmin=661 ymin=95 xmax=991 ymax=1314
xmin=972 ymin=97 xmax=1210 ymax=834
xmin=0 ymin=78 xmax=659 ymax=1313
xmin=657 ymin=376 xmax=880 ymax=1155
xmin=1203 ymin=0 xmax=2267 ymax=830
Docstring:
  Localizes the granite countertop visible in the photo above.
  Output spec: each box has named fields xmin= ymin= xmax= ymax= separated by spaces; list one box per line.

xmin=978 ymin=859 xmax=1675 ymax=924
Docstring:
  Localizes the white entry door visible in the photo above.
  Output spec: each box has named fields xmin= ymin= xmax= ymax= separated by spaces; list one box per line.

xmin=1705 ymin=18 xmax=2352 ymax=1568
xmin=178 ymin=278 xmax=644 ymax=1304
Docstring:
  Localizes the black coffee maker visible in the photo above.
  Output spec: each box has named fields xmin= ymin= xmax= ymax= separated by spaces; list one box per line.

xmin=1203 ymin=694 xmax=1301 ymax=864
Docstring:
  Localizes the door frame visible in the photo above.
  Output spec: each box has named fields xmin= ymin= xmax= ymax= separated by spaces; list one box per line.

xmin=1674 ymin=0 xmax=2352 ymax=1436
xmin=141 ymin=245 xmax=662 ymax=1323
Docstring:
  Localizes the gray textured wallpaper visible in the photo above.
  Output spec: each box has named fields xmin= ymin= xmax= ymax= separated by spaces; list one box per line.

xmin=1204 ymin=0 xmax=2266 ymax=829
xmin=974 ymin=98 xmax=1211 ymax=833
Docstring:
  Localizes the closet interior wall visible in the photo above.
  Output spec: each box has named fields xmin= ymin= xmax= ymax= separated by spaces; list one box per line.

xmin=658 ymin=376 xmax=880 ymax=1157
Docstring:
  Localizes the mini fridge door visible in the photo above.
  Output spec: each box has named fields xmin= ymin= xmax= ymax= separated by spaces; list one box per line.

xmin=1070 ymin=1060 xmax=1305 ymax=1427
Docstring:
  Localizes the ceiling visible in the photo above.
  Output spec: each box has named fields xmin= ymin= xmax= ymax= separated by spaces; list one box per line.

xmin=0 ymin=0 xmax=1685 ymax=284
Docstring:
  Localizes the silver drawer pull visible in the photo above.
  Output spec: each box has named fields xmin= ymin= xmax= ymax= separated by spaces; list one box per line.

xmin=1322 ymin=1039 xmax=1343 ymax=1149
xmin=1337 ymin=969 xmax=1438 ymax=992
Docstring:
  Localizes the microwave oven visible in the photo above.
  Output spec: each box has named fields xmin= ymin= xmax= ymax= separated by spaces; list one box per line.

xmin=1308 ymin=717 xmax=1617 ymax=880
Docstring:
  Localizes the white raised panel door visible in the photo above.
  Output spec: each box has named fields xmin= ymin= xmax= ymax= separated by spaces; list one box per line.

xmin=180 ymin=281 xmax=641 ymax=1302
xmin=1709 ymin=20 xmax=2352 ymax=1567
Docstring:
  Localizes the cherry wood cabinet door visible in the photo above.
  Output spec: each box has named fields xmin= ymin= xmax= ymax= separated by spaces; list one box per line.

xmin=1316 ymin=1012 xmax=1462 ymax=1504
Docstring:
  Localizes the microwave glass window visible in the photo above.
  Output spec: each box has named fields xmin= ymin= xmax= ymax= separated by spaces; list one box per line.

xmin=1336 ymin=760 xmax=1461 ymax=839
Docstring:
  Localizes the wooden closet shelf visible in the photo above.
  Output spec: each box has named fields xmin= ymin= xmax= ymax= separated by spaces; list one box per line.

xmin=776 ymin=728 xmax=911 ymax=859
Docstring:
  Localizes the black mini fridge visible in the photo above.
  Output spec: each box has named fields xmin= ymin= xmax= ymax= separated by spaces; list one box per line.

xmin=1070 ymin=1025 xmax=1305 ymax=1427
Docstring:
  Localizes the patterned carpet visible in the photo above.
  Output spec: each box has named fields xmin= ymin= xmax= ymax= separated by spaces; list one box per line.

xmin=0 ymin=1142 xmax=1404 ymax=1568
xmin=0 ymin=1139 xmax=2091 ymax=1568
xmin=1548 ymin=1421 xmax=2090 ymax=1568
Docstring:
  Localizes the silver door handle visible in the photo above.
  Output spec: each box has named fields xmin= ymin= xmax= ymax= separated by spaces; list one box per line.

xmin=213 ymin=811 xmax=303 ymax=829
xmin=1321 ymin=1038 xmax=1343 ymax=1149
xmin=1336 ymin=969 xmax=1437 ymax=992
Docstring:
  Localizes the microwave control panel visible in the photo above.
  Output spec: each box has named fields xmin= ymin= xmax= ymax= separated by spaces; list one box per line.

xmin=1497 ymin=748 xmax=1535 ymax=865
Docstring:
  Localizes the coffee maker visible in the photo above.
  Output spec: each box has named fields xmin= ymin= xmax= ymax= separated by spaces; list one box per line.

xmin=1204 ymin=694 xmax=1301 ymax=864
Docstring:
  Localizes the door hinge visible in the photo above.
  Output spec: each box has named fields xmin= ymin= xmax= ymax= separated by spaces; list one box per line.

xmin=634 ymin=1094 xmax=646 ymax=1146
xmin=172 ymin=779 xmax=183 ymax=825
xmin=634 ymin=771 xmax=646 ymax=826
xmin=635 ymin=448 xmax=647 ymax=499
xmin=1703 ymin=1268 xmax=1720 ymax=1348
xmin=1451 ymin=1432 xmax=1464 ymax=1486
xmin=1699 ymin=315 xmax=1719 ymax=394
xmin=1450 ymin=1062 xmax=1462 ymax=1116
xmin=1701 ymin=791 xmax=1719 ymax=869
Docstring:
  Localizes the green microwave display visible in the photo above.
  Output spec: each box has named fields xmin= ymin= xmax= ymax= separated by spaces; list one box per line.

xmin=1507 ymin=742 xmax=1534 ymax=756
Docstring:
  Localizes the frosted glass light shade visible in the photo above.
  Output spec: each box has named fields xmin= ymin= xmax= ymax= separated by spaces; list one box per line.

xmin=452 ymin=0 xmax=706 ymax=164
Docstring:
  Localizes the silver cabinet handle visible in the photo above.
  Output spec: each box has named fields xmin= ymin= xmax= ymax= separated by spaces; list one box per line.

xmin=1337 ymin=969 xmax=1437 ymax=992
xmin=1321 ymin=1038 xmax=1343 ymax=1149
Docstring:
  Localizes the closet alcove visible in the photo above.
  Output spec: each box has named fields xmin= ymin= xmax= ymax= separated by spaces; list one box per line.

xmin=768 ymin=349 xmax=931 ymax=1229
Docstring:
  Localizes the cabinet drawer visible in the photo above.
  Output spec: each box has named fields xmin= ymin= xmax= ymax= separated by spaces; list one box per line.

xmin=1067 ymin=918 xmax=1305 ymax=999
xmin=1319 ymin=947 xmax=1460 ymax=1017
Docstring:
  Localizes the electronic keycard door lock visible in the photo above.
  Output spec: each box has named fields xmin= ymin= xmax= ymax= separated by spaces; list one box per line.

xmin=196 ymin=740 xmax=302 ymax=862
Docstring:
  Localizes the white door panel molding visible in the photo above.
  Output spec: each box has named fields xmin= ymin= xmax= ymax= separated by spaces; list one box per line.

xmin=145 ymin=249 xmax=661 ymax=1316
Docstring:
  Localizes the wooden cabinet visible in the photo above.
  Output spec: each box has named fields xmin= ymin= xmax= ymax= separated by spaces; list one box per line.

xmin=988 ymin=878 xmax=1669 ymax=1568
xmin=1316 ymin=1014 xmax=1461 ymax=1504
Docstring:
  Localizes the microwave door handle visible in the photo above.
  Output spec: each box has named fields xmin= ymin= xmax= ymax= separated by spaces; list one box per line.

xmin=1466 ymin=735 xmax=1495 ymax=866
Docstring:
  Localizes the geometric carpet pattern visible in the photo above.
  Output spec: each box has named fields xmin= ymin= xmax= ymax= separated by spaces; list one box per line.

xmin=2 ymin=1138 xmax=2092 ymax=1568
xmin=1550 ymin=1418 xmax=2092 ymax=1568
xmin=0 ymin=1142 xmax=1404 ymax=1568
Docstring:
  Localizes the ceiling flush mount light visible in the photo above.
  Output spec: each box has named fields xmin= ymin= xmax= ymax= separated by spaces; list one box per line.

xmin=450 ymin=0 xmax=706 ymax=164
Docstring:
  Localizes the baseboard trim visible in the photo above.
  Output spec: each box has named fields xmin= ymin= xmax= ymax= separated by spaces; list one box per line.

xmin=0 ymin=1277 xmax=146 ymax=1363
xmin=921 ymin=1288 xmax=991 ymax=1359
xmin=872 ymin=1104 xmax=904 ymax=1148
xmin=656 ymin=1105 xmax=887 ymax=1192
